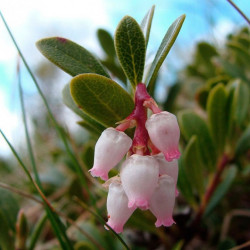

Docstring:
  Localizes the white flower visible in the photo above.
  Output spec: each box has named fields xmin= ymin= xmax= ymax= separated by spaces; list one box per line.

xmin=106 ymin=182 xmax=135 ymax=233
xmin=150 ymin=175 xmax=176 ymax=227
xmin=146 ymin=111 xmax=180 ymax=161
xmin=154 ymin=153 xmax=179 ymax=196
xmin=90 ymin=128 xmax=132 ymax=180
xmin=120 ymin=154 xmax=159 ymax=210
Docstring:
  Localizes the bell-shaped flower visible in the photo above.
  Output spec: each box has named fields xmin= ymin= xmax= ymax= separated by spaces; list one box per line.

xmin=106 ymin=182 xmax=135 ymax=233
xmin=120 ymin=154 xmax=159 ymax=210
xmin=145 ymin=111 xmax=180 ymax=161
xmin=90 ymin=128 xmax=132 ymax=180
xmin=150 ymin=175 xmax=176 ymax=227
xmin=154 ymin=153 xmax=179 ymax=196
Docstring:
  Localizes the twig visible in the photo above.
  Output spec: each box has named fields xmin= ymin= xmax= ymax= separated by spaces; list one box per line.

xmin=0 ymin=182 xmax=43 ymax=205
xmin=230 ymin=241 xmax=250 ymax=250
xmin=221 ymin=209 xmax=250 ymax=241
xmin=227 ymin=0 xmax=250 ymax=25
xmin=193 ymin=154 xmax=231 ymax=225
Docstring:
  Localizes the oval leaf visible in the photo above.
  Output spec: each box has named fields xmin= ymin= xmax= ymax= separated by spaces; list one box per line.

xmin=62 ymin=84 xmax=105 ymax=134
xmin=178 ymin=111 xmax=217 ymax=171
xmin=207 ymin=84 xmax=228 ymax=156
xmin=183 ymin=136 xmax=205 ymax=198
xmin=145 ymin=14 xmax=185 ymax=94
xmin=234 ymin=80 xmax=249 ymax=126
xmin=36 ymin=37 xmax=110 ymax=77
xmin=70 ymin=74 xmax=134 ymax=127
xmin=115 ymin=16 xmax=146 ymax=88
xmin=97 ymin=29 xmax=116 ymax=59
xmin=140 ymin=5 xmax=155 ymax=48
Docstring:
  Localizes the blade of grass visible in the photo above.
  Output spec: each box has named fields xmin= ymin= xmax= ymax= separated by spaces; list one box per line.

xmin=17 ymin=60 xmax=40 ymax=185
xmin=29 ymin=213 xmax=47 ymax=250
xmin=0 ymin=10 xmax=88 ymax=192
xmin=74 ymin=197 xmax=131 ymax=250
xmin=0 ymin=181 xmax=103 ymax=250
xmin=0 ymin=130 xmax=73 ymax=249
xmin=17 ymin=61 xmax=75 ymax=249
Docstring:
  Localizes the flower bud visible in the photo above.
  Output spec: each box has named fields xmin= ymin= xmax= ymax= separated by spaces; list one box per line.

xmin=120 ymin=155 xmax=159 ymax=210
xmin=106 ymin=182 xmax=135 ymax=233
xmin=150 ymin=175 xmax=176 ymax=227
xmin=146 ymin=111 xmax=180 ymax=161
xmin=90 ymin=128 xmax=132 ymax=180
xmin=154 ymin=153 xmax=179 ymax=196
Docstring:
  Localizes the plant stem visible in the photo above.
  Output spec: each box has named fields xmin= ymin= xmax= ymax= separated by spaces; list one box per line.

xmin=193 ymin=154 xmax=231 ymax=225
xmin=227 ymin=0 xmax=250 ymax=25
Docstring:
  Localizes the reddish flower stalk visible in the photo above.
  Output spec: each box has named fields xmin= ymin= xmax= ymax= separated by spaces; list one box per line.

xmin=116 ymin=83 xmax=162 ymax=156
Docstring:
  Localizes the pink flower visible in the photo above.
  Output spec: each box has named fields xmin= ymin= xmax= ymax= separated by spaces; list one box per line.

xmin=150 ymin=175 xmax=176 ymax=227
xmin=106 ymin=182 xmax=135 ymax=233
xmin=154 ymin=153 xmax=179 ymax=196
xmin=90 ymin=128 xmax=132 ymax=180
xmin=120 ymin=154 xmax=159 ymax=210
xmin=145 ymin=111 xmax=180 ymax=161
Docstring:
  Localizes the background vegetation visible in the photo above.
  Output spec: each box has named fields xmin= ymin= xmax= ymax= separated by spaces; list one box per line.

xmin=0 ymin=3 xmax=249 ymax=250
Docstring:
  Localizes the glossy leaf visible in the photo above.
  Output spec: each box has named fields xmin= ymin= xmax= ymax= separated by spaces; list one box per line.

xmin=36 ymin=37 xmax=110 ymax=77
xmin=235 ymin=126 xmax=250 ymax=157
xmin=178 ymin=111 xmax=217 ymax=171
xmin=115 ymin=15 xmax=146 ymax=88
xmin=145 ymin=14 xmax=185 ymax=94
xmin=183 ymin=136 xmax=205 ymax=198
xmin=207 ymin=84 xmax=228 ymax=156
xmin=62 ymin=84 xmax=105 ymax=134
xmin=140 ymin=5 xmax=155 ymax=48
xmin=204 ymin=166 xmax=237 ymax=217
xmin=97 ymin=29 xmax=116 ymax=58
xmin=70 ymin=73 xmax=134 ymax=127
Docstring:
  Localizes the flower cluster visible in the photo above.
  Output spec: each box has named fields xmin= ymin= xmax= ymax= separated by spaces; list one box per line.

xmin=89 ymin=83 xmax=180 ymax=233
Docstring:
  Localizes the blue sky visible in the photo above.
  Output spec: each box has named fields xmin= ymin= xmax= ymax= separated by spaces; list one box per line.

xmin=0 ymin=0 xmax=249 ymax=155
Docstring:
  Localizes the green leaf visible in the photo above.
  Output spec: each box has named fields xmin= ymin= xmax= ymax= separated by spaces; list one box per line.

xmin=36 ymin=37 xmax=110 ymax=77
xmin=207 ymin=84 xmax=228 ymax=156
xmin=0 ymin=188 xmax=19 ymax=250
xmin=183 ymin=136 xmax=205 ymax=198
xmin=145 ymin=14 xmax=185 ymax=94
xmin=97 ymin=29 xmax=116 ymax=59
xmin=178 ymin=111 xmax=217 ymax=171
xmin=140 ymin=5 xmax=155 ymax=48
xmin=177 ymin=156 xmax=197 ymax=206
xmin=204 ymin=166 xmax=237 ymax=217
xmin=62 ymin=84 xmax=105 ymax=134
xmin=70 ymin=73 xmax=134 ymax=127
xmin=233 ymin=80 xmax=249 ymax=126
xmin=77 ymin=120 xmax=102 ymax=137
xmin=115 ymin=16 xmax=146 ymax=88
xmin=235 ymin=126 xmax=250 ymax=157
xmin=227 ymin=41 xmax=250 ymax=65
